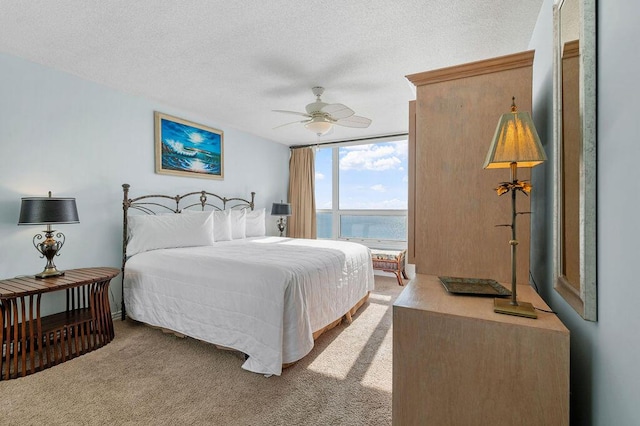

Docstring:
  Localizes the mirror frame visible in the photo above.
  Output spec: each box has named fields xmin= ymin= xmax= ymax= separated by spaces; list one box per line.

xmin=552 ymin=0 xmax=597 ymax=321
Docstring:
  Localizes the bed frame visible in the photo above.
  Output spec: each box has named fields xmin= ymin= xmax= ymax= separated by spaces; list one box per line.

xmin=121 ymin=183 xmax=255 ymax=320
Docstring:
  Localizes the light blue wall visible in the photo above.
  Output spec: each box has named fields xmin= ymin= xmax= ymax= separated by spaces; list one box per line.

xmin=0 ymin=52 xmax=290 ymax=316
xmin=529 ymin=0 xmax=640 ymax=424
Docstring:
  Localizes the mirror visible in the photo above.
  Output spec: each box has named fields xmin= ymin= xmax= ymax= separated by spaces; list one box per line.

xmin=552 ymin=0 xmax=597 ymax=320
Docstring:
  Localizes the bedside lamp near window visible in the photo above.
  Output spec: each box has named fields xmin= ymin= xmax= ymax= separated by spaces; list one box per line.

xmin=271 ymin=201 xmax=292 ymax=237
xmin=18 ymin=191 xmax=79 ymax=279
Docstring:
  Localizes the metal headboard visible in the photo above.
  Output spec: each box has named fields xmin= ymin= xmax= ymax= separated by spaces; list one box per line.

xmin=120 ymin=183 xmax=255 ymax=320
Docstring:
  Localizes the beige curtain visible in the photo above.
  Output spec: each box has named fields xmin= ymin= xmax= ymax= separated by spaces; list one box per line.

xmin=287 ymin=147 xmax=316 ymax=239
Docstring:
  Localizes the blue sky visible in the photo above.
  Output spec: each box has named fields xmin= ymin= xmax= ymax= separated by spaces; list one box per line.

xmin=315 ymin=140 xmax=408 ymax=210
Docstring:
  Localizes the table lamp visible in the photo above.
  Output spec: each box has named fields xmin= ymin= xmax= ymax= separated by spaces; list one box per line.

xmin=271 ymin=201 xmax=292 ymax=237
xmin=483 ymin=97 xmax=547 ymax=318
xmin=18 ymin=191 xmax=80 ymax=278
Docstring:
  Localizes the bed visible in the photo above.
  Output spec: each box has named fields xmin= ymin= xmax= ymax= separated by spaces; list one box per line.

xmin=120 ymin=184 xmax=375 ymax=376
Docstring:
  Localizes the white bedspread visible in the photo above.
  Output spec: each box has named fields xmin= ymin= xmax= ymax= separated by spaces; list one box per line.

xmin=124 ymin=237 xmax=374 ymax=376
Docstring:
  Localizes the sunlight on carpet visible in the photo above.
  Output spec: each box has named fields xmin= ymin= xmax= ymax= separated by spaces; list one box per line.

xmin=368 ymin=292 xmax=394 ymax=302
xmin=307 ymin=301 xmax=389 ymax=380
xmin=361 ymin=325 xmax=393 ymax=393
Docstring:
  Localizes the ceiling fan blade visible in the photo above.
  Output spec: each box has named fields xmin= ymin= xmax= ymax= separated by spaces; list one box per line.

xmin=321 ymin=103 xmax=355 ymax=120
xmin=273 ymin=119 xmax=311 ymax=130
xmin=272 ymin=109 xmax=311 ymax=118
xmin=334 ymin=115 xmax=372 ymax=128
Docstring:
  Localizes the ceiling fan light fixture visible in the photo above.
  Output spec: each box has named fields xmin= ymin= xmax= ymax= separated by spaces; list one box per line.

xmin=274 ymin=87 xmax=370 ymax=136
xmin=305 ymin=119 xmax=333 ymax=136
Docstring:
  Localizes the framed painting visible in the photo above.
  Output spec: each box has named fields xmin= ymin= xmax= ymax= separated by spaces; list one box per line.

xmin=154 ymin=112 xmax=224 ymax=180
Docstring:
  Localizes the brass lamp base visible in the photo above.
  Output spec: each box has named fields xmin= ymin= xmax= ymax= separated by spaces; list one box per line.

xmin=494 ymin=298 xmax=537 ymax=319
xmin=35 ymin=267 xmax=65 ymax=279
xmin=32 ymin=228 xmax=67 ymax=279
xmin=276 ymin=217 xmax=286 ymax=237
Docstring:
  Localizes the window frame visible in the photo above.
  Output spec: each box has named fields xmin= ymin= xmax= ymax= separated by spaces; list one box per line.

xmin=315 ymin=136 xmax=408 ymax=250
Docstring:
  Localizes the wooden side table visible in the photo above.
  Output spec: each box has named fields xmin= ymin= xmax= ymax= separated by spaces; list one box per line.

xmin=371 ymin=249 xmax=409 ymax=286
xmin=0 ymin=267 xmax=119 ymax=380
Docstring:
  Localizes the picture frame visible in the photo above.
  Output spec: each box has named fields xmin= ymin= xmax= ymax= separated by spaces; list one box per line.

xmin=154 ymin=112 xmax=224 ymax=180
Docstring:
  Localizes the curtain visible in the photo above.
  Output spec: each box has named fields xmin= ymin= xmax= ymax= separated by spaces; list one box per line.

xmin=287 ymin=147 xmax=316 ymax=239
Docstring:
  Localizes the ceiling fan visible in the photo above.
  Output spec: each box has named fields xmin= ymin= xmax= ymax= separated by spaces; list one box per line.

xmin=273 ymin=87 xmax=372 ymax=136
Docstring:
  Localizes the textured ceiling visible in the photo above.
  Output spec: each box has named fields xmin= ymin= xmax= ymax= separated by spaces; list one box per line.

xmin=0 ymin=1 xmax=543 ymax=146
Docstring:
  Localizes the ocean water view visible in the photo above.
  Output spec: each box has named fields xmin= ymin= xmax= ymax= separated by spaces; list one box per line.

xmin=317 ymin=213 xmax=407 ymax=241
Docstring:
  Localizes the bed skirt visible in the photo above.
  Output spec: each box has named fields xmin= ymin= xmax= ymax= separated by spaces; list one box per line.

xmin=141 ymin=290 xmax=371 ymax=370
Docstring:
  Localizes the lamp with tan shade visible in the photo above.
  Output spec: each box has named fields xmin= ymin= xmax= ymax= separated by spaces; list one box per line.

xmin=483 ymin=97 xmax=547 ymax=319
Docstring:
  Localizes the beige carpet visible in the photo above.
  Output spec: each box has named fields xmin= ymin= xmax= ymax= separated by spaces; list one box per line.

xmin=1 ymin=275 xmax=403 ymax=426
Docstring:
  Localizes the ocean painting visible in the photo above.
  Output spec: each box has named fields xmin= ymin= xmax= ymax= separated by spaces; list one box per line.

xmin=154 ymin=112 xmax=224 ymax=179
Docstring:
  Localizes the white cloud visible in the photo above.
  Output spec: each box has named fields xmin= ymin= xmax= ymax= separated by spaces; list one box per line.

xmin=402 ymin=175 xmax=409 ymax=183
xmin=339 ymin=143 xmax=405 ymax=171
xmin=315 ymin=172 xmax=325 ymax=180
xmin=372 ymin=157 xmax=402 ymax=170
xmin=370 ymin=184 xmax=386 ymax=192
xmin=392 ymin=141 xmax=408 ymax=158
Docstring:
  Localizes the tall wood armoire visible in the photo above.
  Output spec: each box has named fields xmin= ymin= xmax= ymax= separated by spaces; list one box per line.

xmin=406 ymin=50 xmax=535 ymax=285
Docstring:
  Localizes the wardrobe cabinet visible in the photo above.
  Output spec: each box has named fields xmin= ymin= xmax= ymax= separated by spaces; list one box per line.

xmin=406 ymin=50 xmax=535 ymax=284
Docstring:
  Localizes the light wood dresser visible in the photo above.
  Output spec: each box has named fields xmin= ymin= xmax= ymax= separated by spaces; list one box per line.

xmin=392 ymin=274 xmax=569 ymax=425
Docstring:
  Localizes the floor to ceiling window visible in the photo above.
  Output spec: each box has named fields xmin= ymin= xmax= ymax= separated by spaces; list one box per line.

xmin=315 ymin=137 xmax=408 ymax=249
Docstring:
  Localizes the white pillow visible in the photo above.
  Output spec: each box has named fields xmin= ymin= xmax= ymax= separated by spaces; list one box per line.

xmin=230 ymin=209 xmax=247 ymax=239
xmin=127 ymin=211 xmax=214 ymax=256
xmin=245 ymin=208 xmax=266 ymax=237
xmin=213 ymin=210 xmax=232 ymax=242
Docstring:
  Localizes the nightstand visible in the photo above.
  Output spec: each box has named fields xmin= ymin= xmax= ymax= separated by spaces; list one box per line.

xmin=0 ymin=267 xmax=119 ymax=380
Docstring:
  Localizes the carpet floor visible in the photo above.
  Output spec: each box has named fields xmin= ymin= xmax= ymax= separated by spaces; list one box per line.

xmin=1 ymin=275 xmax=403 ymax=426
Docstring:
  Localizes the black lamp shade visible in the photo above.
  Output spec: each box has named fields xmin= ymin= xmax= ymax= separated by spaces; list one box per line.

xmin=271 ymin=202 xmax=291 ymax=216
xmin=18 ymin=197 xmax=80 ymax=225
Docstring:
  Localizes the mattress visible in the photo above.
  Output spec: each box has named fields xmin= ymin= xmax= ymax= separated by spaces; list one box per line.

xmin=123 ymin=236 xmax=374 ymax=376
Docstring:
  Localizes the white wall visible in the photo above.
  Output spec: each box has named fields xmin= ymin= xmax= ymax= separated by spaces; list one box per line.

xmin=529 ymin=0 xmax=640 ymax=424
xmin=0 ymin=52 xmax=290 ymax=316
